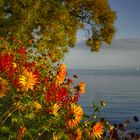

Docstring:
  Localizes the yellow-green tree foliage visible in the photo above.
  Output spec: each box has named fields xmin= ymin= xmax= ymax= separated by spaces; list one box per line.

xmin=0 ymin=0 xmax=116 ymax=53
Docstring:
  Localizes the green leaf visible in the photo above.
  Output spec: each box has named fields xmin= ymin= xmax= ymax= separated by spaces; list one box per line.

xmin=28 ymin=128 xmax=38 ymax=134
xmin=9 ymin=132 xmax=18 ymax=140
xmin=0 ymin=126 xmax=10 ymax=134
xmin=83 ymin=114 xmax=90 ymax=118
xmin=0 ymin=0 xmax=4 ymax=7
xmin=12 ymin=117 xmax=18 ymax=123
xmin=0 ymin=137 xmax=8 ymax=140
xmin=60 ymin=132 xmax=68 ymax=140
xmin=25 ymin=113 xmax=34 ymax=119
xmin=22 ymin=96 xmax=32 ymax=105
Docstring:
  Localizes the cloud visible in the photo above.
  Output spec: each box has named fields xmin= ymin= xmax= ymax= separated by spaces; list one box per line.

xmin=103 ymin=38 xmax=140 ymax=50
xmin=64 ymin=38 xmax=140 ymax=69
xmin=75 ymin=38 xmax=140 ymax=50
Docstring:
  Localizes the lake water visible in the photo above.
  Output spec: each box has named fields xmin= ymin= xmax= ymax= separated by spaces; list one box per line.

xmin=68 ymin=69 xmax=140 ymax=132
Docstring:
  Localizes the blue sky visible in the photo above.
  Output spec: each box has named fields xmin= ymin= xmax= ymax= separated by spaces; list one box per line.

xmin=64 ymin=0 xmax=140 ymax=69
xmin=109 ymin=0 xmax=140 ymax=38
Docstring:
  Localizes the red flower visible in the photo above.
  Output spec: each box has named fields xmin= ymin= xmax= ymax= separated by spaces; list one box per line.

xmin=45 ymin=83 xmax=70 ymax=105
xmin=25 ymin=62 xmax=36 ymax=70
xmin=17 ymin=46 xmax=26 ymax=57
xmin=33 ymin=68 xmax=40 ymax=83
xmin=67 ymin=78 xmax=73 ymax=84
xmin=73 ymin=74 xmax=78 ymax=78
xmin=71 ymin=92 xmax=80 ymax=103
xmin=43 ymin=77 xmax=50 ymax=84
xmin=0 ymin=52 xmax=15 ymax=80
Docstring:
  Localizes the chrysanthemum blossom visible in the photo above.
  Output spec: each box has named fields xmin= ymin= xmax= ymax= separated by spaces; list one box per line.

xmin=0 ymin=77 xmax=10 ymax=98
xmin=19 ymin=69 xmax=38 ymax=91
xmin=77 ymin=81 xmax=86 ymax=94
xmin=56 ymin=64 xmax=66 ymax=85
xmin=65 ymin=104 xmax=83 ymax=128
xmin=91 ymin=122 xmax=104 ymax=139
xmin=51 ymin=103 xmax=60 ymax=116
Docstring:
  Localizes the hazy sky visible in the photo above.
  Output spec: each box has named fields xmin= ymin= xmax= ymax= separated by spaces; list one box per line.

xmin=64 ymin=0 xmax=140 ymax=69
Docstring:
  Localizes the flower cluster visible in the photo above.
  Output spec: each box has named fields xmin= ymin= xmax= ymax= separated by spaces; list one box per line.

xmin=1 ymin=37 xmax=137 ymax=140
xmin=0 ymin=37 xmax=90 ymax=140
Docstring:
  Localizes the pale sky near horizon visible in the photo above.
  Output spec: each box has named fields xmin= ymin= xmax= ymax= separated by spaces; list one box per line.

xmin=64 ymin=0 xmax=140 ymax=69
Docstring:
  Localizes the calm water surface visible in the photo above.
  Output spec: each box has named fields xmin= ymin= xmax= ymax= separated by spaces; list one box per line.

xmin=68 ymin=69 xmax=140 ymax=132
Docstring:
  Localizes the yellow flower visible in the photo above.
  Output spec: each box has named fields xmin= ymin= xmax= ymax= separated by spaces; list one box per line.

xmin=91 ymin=122 xmax=104 ymax=139
xmin=34 ymin=101 xmax=42 ymax=110
xmin=19 ymin=69 xmax=38 ymax=91
xmin=0 ymin=77 xmax=10 ymax=98
xmin=78 ymin=81 xmax=86 ymax=94
xmin=65 ymin=104 xmax=83 ymax=128
xmin=109 ymin=125 xmax=114 ymax=131
xmin=56 ymin=64 xmax=66 ymax=85
xmin=51 ymin=103 xmax=60 ymax=116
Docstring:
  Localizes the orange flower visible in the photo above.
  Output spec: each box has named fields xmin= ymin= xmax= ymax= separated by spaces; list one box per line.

xmin=65 ymin=104 xmax=83 ymax=128
xmin=12 ymin=62 xmax=17 ymax=68
xmin=33 ymin=101 xmax=42 ymax=110
xmin=91 ymin=122 xmax=104 ymax=139
xmin=77 ymin=81 xmax=85 ymax=94
xmin=19 ymin=69 xmax=38 ymax=91
xmin=75 ymin=128 xmax=82 ymax=140
xmin=0 ymin=77 xmax=10 ymax=98
xmin=18 ymin=126 xmax=27 ymax=140
xmin=56 ymin=64 xmax=66 ymax=85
